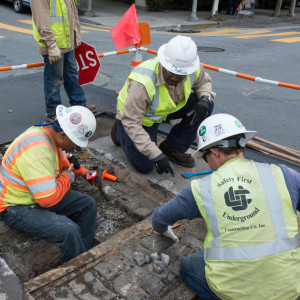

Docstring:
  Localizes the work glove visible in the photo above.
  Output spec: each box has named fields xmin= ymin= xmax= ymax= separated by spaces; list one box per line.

xmin=85 ymin=170 xmax=101 ymax=188
xmin=48 ymin=42 xmax=61 ymax=64
xmin=152 ymin=154 xmax=174 ymax=177
xmin=187 ymin=98 xmax=210 ymax=127
xmin=62 ymin=170 xmax=75 ymax=184
xmin=152 ymin=226 xmax=179 ymax=243
xmin=67 ymin=154 xmax=81 ymax=170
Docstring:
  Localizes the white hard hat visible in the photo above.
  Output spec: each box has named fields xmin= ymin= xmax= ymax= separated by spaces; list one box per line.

xmin=157 ymin=35 xmax=200 ymax=75
xmin=196 ymin=113 xmax=257 ymax=151
xmin=56 ymin=105 xmax=96 ymax=147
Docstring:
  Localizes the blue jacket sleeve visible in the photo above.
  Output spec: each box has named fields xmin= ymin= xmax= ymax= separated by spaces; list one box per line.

xmin=279 ymin=164 xmax=300 ymax=213
xmin=152 ymin=183 xmax=202 ymax=233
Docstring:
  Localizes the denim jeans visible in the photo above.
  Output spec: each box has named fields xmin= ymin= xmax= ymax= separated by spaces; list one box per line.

xmin=180 ymin=250 xmax=220 ymax=299
xmin=116 ymin=93 xmax=214 ymax=173
xmin=43 ymin=50 xmax=86 ymax=117
xmin=2 ymin=190 xmax=97 ymax=264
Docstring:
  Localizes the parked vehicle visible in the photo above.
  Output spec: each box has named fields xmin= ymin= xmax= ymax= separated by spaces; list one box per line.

xmin=5 ymin=0 xmax=30 ymax=13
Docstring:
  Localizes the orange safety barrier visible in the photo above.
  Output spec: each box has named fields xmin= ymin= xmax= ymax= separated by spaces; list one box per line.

xmin=1 ymin=47 xmax=300 ymax=91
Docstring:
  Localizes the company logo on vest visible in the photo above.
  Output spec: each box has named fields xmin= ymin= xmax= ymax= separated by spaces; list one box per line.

xmin=224 ymin=186 xmax=252 ymax=211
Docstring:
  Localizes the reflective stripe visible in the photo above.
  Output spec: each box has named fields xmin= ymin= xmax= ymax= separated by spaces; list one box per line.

xmin=4 ymin=134 xmax=53 ymax=167
xmin=51 ymin=0 xmax=65 ymax=23
xmin=28 ymin=179 xmax=56 ymax=195
xmin=189 ymin=72 xmax=196 ymax=86
xmin=200 ymin=175 xmax=220 ymax=248
xmin=51 ymin=16 xmax=65 ymax=23
xmin=134 ymin=67 xmax=156 ymax=85
xmin=0 ymin=166 xmax=27 ymax=187
xmin=255 ymin=162 xmax=287 ymax=239
xmin=206 ymin=235 xmax=299 ymax=260
xmin=200 ymin=163 xmax=299 ymax=260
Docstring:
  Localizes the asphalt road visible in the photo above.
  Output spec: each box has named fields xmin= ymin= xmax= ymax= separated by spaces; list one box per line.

xmin=0 ymin=4 xmax=299 ymax=154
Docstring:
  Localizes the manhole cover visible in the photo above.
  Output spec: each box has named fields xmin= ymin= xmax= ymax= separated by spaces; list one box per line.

xmin=197 ymin=47 xmax=225 ymax=52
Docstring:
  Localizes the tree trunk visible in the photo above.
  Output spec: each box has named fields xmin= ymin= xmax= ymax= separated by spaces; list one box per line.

xmin=289 ymin=0 xmax=297 ymax=16
xmin=273 ymin=0 xmax=283 ymax=17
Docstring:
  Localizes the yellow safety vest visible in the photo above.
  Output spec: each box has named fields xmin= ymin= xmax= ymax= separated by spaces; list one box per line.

xmin=191 ymin=157 xmax=300 ymax=299
xmin=32 ymin=0 xmax=74 ymax=48
xmin=117 ymin=57 xmax=200 ymax=127
xmin=0 ymin=126 xmax=61 ymax=211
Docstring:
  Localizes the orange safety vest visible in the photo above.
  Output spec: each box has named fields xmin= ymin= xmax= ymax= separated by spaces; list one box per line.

xmin=0 ymin=126 xmax=64 ymax=212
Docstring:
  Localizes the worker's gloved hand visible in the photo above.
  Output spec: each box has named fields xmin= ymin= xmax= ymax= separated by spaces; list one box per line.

xmin=85 ymin=170 xmax=101 ymax=188
xmin=152 ymin=226 xmax=179 ymax=243
xmin=152 ymin=154 xmax=174 ymax=177
xmin=62 ymin=170 xmax=75 ymax=184
xmin=48 ymin=42 xmax=61 ymax=64
xmin=68 ymin=154 xmax=81 ymax=170
xmin=187 ymin=99 xmax=210 ymax=126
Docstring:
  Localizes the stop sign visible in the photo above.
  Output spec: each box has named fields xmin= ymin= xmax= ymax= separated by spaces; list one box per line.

xmin=75 ymin=42 xmax=100 ymax=86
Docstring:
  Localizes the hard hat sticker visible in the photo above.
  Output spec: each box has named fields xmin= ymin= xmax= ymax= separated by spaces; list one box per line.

xmin=57 ymin=105 xmax=64 ymax=117
xmin=199 ymin=126 xmax=206 ymax=136
xmin=78 ymin=125 xmax=88 ymax=134
xmin=66 ymin=108 xmax=72 ymax=113
xmin=214 ymin=124 xmax=224 ymax=137
xmin=85 ymin=131 xmax=93 ymax=138
xmin=234 ymin=120 xmax=243 ymax=128
xmin=70 ymin=113 xmax=82 ymax=124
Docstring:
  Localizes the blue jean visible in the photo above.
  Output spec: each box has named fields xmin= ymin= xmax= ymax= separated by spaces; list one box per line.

xmin=1 ymin=190 xmax=97 ymax=264
xmin=116 ymin=93 xmax=214 ymax=173
xmin=43 ymin=50 xmax=86 ymax=117
xmin=180 ymin=250 xmax=220 ymax=299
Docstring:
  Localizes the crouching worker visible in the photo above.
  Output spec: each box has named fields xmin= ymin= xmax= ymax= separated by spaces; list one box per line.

xmin=0 ymin=105 xmax=100 ymax=264
xmin=111 ymin=35 xmax=215 ymax=176
xmin=152 ymin=113 xmax=300 ymax=299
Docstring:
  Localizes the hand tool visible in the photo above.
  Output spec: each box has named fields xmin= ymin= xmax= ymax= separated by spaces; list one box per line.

xmin=182 ymin=170 xmax=213 ymax=179
xmin=101 ymin=169 xmax=126 ymax=184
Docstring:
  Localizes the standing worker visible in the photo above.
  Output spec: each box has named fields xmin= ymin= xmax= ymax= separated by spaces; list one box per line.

xmin=0 ymin=105 xmax=101 ymax=264
xmin=152 ymin=113 xmax=300 ymax=299
xmin=31 ymin=0 xmax=97 ymax=122
xmin=111 ymin=35 xmax=215 ymax=176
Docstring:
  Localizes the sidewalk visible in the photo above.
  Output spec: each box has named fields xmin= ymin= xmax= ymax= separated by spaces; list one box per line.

xmin=79 ymin=0 xmax=300 ymax=30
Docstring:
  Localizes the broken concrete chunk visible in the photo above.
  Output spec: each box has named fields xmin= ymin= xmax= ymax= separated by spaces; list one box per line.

xmin=160 ymin=253 xmax=170 ymax=265
xmin=133 ymin=251 xmax=146 ymax=266
xmin=153 ymin=260 xmax=167 ymax=273
xmin=149 ymin=252 xmax=160 ymax=262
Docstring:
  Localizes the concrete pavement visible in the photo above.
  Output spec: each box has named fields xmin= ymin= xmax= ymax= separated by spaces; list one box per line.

xmin=78 ymin=0 xmax=300 ymax=30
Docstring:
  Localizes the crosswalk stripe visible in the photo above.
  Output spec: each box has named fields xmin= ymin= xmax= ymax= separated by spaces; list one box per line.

xmin=0 ymin=23 xmax=32 ymax=34
xmin=234 ymin=31 xmax=300 ymax=39
xmin=18 ymin=20 xmax=31 ymax=25
xmin=271 ymin=37 xmax=300 ymax=43
xmin=197 ymin=28 xmax=238 ymax=36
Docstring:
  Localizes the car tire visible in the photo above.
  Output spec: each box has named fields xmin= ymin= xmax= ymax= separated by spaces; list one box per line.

xmin=13 ymin=0 xmax=25 ymax=13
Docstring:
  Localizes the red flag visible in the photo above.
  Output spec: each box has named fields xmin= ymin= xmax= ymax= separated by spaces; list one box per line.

xmin=110 ymin=4 xmax=141 ymax=50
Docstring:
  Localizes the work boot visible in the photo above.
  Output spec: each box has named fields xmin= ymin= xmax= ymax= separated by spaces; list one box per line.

xmin=111 ymin=119 xmax=121 ymax=146
xmin=159 ymin=140 xmax=195 ymax=168
xmin=86 ymin=104 xmax=97 ymax=113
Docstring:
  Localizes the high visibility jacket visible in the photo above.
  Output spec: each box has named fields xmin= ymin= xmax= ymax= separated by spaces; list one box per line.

xmin=117 ymin=57 xmax=200 ymax=127
xmin=0 ymin=126 xmax=85 ymax=212
xmin=32 ymin=0 xmax=75 ymax=48
xmin=191 ymin=157 xmax=300 ymax=299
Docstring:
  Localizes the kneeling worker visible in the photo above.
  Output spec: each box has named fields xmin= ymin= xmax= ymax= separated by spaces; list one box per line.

xmin=111 ymin=35 xmax=215 ymax=176
xmin=152 ymin=113 xmax=300 ymax=299
xmin=0 ymin=105 xmax=100 ymax=264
